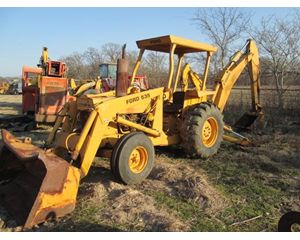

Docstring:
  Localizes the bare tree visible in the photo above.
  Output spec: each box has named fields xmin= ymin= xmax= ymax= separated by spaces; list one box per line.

xmin=143 ymin=52 xmax=168 ymax=87
xmin=252 ymin=12 xmax=300 ymax=109
xmin=193 ymin=8 xmax=252 ymax=72
xmin=127 ymin=50 xmax=139 ymax=72
xmin=101 ymin=43 xmax=122 ymax=63
xmin=61 ymin=43 xmax=123 ymax=80
xmin=60 ymin=52 xmax=89 ymax=79
xmin=60 ymin=43 xmax=168 ymax=85
xmin=83 ymin=47 xmax=104 ymax=78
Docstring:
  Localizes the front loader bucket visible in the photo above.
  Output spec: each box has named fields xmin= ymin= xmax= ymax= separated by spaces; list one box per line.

xmin=0 ymin=129 xmax=81 ymax=229
xmin=234 ymin=111 xmax=263 ymax=130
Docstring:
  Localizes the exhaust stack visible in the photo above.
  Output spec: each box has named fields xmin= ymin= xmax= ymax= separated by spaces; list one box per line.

xmin=116 ymin=44 xmax=129 ymax=97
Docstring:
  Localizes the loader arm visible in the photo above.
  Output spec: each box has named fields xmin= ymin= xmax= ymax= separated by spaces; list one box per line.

xmin=212 ymin=39 xmax=261 ymax=113
xmin=68 ymin=87 xmax=166 ymax=177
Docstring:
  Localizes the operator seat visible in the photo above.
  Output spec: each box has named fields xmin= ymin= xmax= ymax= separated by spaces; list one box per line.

xmin=163 ymin=91 xmax=185 ymax=113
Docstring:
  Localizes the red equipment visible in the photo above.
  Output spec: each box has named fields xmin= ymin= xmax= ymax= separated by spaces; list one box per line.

xmin=22 ymin=56 xmax=68 ymax=123
xmin=99 ymin=63 xmax=149 ymax=92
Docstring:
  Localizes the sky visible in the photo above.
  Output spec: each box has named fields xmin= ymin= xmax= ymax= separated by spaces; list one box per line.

xmin=0 ymin=7 xmax=296 ymax=77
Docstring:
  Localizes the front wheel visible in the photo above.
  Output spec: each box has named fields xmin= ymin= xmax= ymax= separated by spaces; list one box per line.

xmin=111 ymin=132 xmax=154 ymax=185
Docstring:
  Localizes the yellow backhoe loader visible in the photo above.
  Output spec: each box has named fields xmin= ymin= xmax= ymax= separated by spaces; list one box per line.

xmin=0 ymin=81 xmax=10 ymax=94
xmin=0 ymin=35 xmax=262 ymax=229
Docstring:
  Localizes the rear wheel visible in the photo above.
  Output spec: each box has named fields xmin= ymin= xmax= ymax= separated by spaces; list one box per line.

xmin=111 ymin=133 xmax=154 ymax=185
xmin=181 ymin=103 xmax=224 ymax=158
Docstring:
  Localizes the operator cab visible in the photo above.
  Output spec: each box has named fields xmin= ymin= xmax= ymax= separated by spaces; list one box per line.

xmin=99 ymin=63 xmax=117 ymax=91
xmin=47 ymin=61 xmax=66 ymax=77
xmin=131 ymin=35 xmax=218 ymax=113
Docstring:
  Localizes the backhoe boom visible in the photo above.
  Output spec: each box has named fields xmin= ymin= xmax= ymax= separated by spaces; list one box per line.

xmin=212 ymin=39 xmax=261 ymax=113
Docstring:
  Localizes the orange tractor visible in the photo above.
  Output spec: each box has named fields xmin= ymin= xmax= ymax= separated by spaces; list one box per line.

xmin=22 ymin=47 xmax=68 ymax=123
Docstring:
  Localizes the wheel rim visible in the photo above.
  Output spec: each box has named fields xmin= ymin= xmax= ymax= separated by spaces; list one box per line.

xmin=128 ymin=146 xmax=148 ymax=174
xmin=202 ymin=117 xmax=218 ymax=148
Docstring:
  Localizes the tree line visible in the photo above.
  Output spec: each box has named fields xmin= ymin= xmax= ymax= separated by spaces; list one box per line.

xmin=193 ymin=8 xmax=300 ymax=109
xmin=59 ymin=43 xmax=168 ymax=87
xmin=60 ymin=8 xmax=300 ymax=108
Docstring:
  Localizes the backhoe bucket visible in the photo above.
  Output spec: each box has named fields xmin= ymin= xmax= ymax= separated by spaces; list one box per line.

xmin=0 ymin=129 xmax=81 ymax=229
xmin=234 ymin=111 xmax=263 ymax=129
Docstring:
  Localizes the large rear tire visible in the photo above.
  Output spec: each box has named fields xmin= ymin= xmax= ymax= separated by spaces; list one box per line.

xmin=111 ymin=133 xmax=154 ymax=185
xmin=180 ymin=103 xmax=224 ymax=158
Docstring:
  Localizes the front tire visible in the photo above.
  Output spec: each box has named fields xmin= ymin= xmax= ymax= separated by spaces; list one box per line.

xmin=110 ymin=131 xmax=143 ymax=178
xmin=111 ymin=132 xmax=154 ymax=185
xmin=181 ymin=103 xmax=224 ymax=158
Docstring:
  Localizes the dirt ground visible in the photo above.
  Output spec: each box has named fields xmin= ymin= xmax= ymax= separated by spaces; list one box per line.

xmin=0 ymin=94 xmax=299 ymax=232
xmin=0 ymin=94 xmax=22 ymax=116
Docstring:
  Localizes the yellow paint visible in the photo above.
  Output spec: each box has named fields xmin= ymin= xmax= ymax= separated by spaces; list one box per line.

xmin=212 ymin=39 xmax=261 ymax=112
xmin=69 ymin=79 xmax=77 ymax=90
xmin=128 ymin=146 xmax=148 ymax=174
xmin=47 ymin=37 xmax=262 ymax=182
xmin=30 ymin=36 xmax=262 ymax=228
xmin=116 ymin=116 xmax=160 ymax=137
xmin=79 ymin=114 xmax=104 ymax=176
xmin=173 ymin=54 xmax=184 ymax=91
xmin=71 ymin=110 xmax=97 ymax=161
xmin=95 ymin=80 xmax=102 ymax=91
xmin=36 ymin=167 xmax=80 ymax=209
xmin=130 ymin=48 xmax=145 ymax=86
xmin=202 ymin=117 xmax=218 ymax=148
xmin=74 ymin=82 xmax=96 ymax=96
xmin=42 ymin=48 xmax=48 ymax=64
xmin=136 ymin=35 xmax=217 ymax=53
xmin=26 ymin=166 xmax=80 ymax=227
xmin=0 ymin=82 xmax=10 ymax=93
xmin=167 ymin=43 xmax=176 ymax=89
xmin=46 ymin=37 xmax=262 ymax=181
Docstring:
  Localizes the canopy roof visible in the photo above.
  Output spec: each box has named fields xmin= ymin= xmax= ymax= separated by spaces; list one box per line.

xmin=136 ymin=35 xmax=217 ymax=54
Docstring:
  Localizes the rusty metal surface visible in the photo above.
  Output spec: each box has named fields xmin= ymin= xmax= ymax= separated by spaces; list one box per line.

xmin=37 ymin=152 xmax=69 ymax=193
xmin=31 ymin=202 xmax=76 ymax=227
xmin=0 ymin=162 xmax=46 ymax=227
xmin=22 ymin=86 xmax=37 ymax=114
xmin=116 ymin=59 xmax=129 ymax=97
xmin=1 ymin=129 xmax=40 ymax=160
xmin=0 ymin=129 xmax=79 ymax=229
xmin=39 ymin=76 xmax=67 ymax=117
